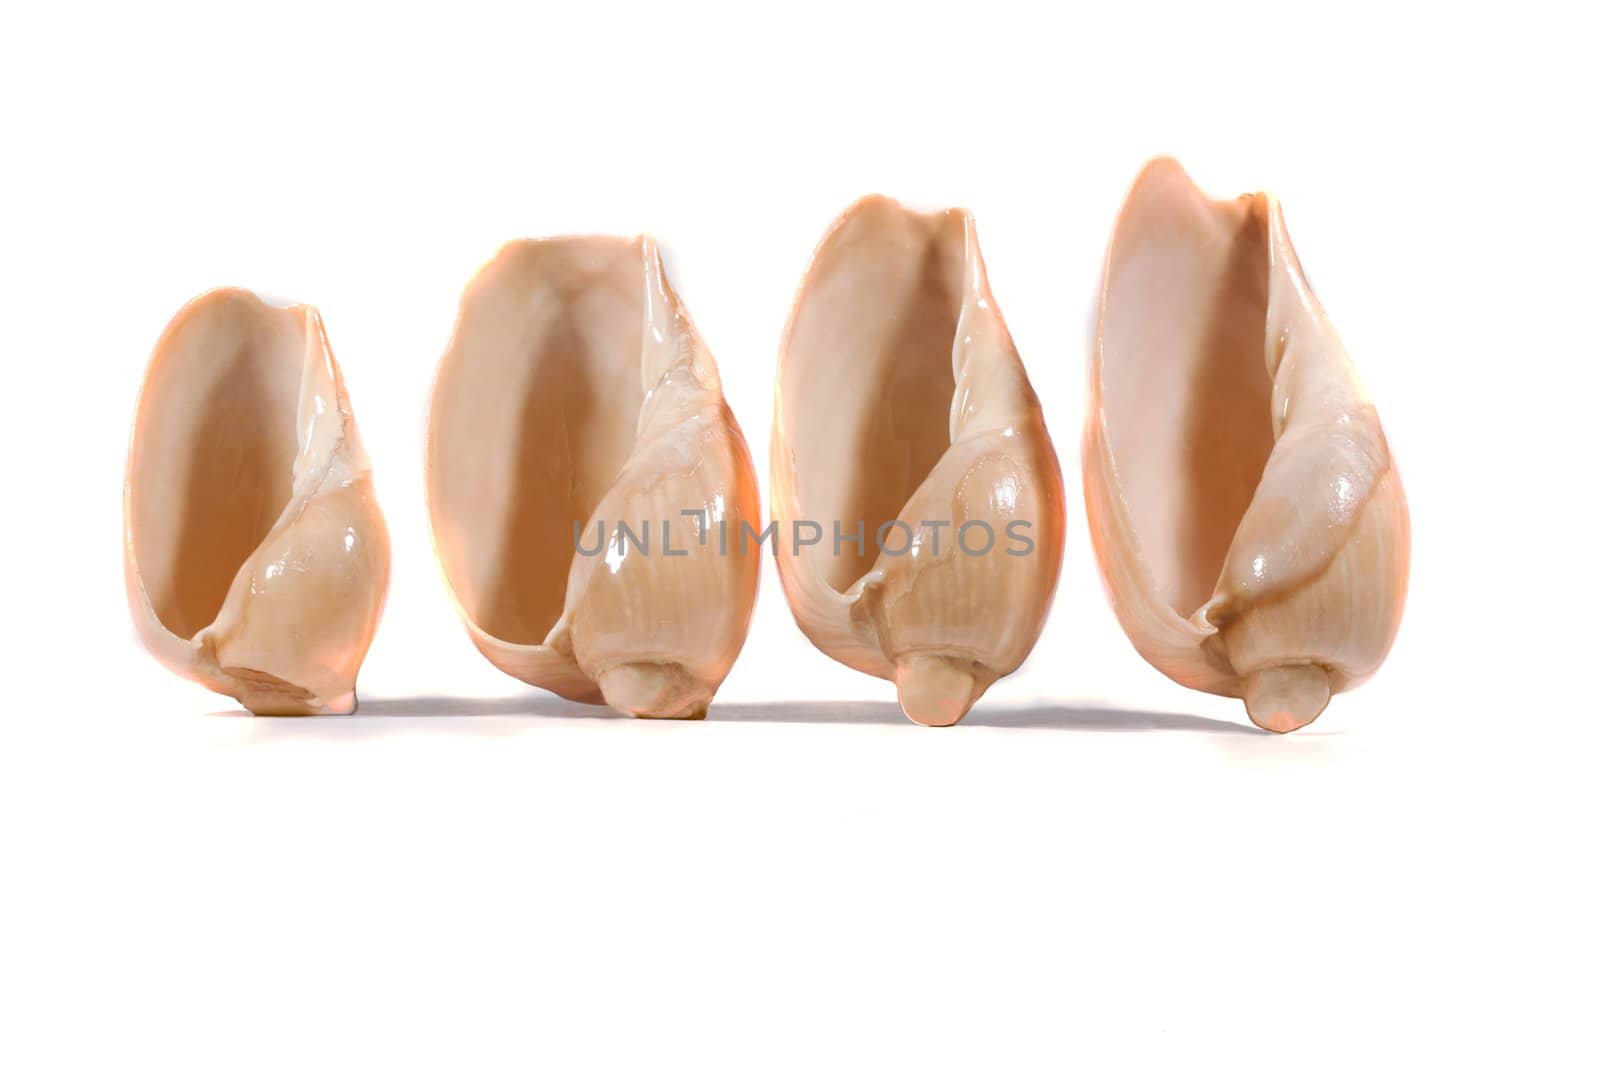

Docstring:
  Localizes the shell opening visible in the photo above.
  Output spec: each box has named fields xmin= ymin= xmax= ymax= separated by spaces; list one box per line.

xmin=1099 ymin=163 xmax=1276 ymax=618
xmin=780 ymin=199 xmax=967 ymax=593
xmin=128 ymin=292 xmax=305 ymax=639
xmin=428 ymin=238 xmax=650 ymax=646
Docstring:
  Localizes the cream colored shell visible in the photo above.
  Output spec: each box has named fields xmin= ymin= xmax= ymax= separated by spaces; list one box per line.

xmin=426 ymin=236 xmax=760 ymax=719
xmin=1084 ymin=158 xmax=1410 ymax=733
xmin=771 ymin=196 xmax=1067 ymax=726
xmin=124 ymin=289 xmax=391 ymax=715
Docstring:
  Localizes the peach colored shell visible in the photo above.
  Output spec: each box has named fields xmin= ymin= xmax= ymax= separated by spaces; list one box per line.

xmin=771 ymin=196 xmax=1066 ymax=726
xmin=124 ymin=289 xmax=390 ymax=714
xmin=425 ymin=237 xmax=760 ymax=719
xmin=1084 ymin=159 xmax=1410 ymax=732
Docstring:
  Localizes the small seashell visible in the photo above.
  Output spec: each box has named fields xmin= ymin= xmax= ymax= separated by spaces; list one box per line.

xmin=426 ymin=236 xmax=760 ymax=719
xmin=1084 ymin=158 xmax=1411 ymax=733
xmin=124 ymin=289 xmax=391 ymax=715
xmin=771 ymin=196 xmax=1067 ymax=726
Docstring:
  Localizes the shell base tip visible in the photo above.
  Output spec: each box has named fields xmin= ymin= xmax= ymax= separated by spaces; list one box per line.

xmin=598 ymin=662 xmax=712 ymax=720
xmin=1242 ymin=664 xmax=1331 ymax=734
xmin=895 ymin=655 xmax=983 ymax=727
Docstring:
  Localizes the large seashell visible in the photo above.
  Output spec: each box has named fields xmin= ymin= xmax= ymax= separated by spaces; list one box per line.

xmin=426 ymin=236 xmax=760 ymax=719
xmin=1084 ymin=158 xmax=1410 ymax=733
xmin=124 ymin=289 xmax=391 ymax=715
xmin=771 ymin=196 xmax=1066 ymax=726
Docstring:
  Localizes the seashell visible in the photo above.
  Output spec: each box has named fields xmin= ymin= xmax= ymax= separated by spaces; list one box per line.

xmin=1084 ymin=158 xmax=1410 ymax=733
xmin=426 ymin=236 xmax=760 ymax=719
xmin=771 ymin=196 xmax=1067 ymax=726
xmin=124 ymin=289 xmax=391 ymax=715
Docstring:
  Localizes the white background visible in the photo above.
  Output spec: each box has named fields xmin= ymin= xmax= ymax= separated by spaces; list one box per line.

xmin=2 ymin=2 xmax=1595 ymax=1062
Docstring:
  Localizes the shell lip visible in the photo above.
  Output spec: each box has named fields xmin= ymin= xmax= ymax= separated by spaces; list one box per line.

xmin=421 ymin=231 xmax=715 ymax=500
xmin=438 ymin=234 xmax=657 ymax=371
xmin=778 ymin=194 xmax=974 ymax=328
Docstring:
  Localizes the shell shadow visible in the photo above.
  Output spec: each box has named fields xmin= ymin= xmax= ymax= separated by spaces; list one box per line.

xmin=712 ymin=701 xmax=1257 ymax=733
xmin=212 ymin=696 xmax=1257 ymax=733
